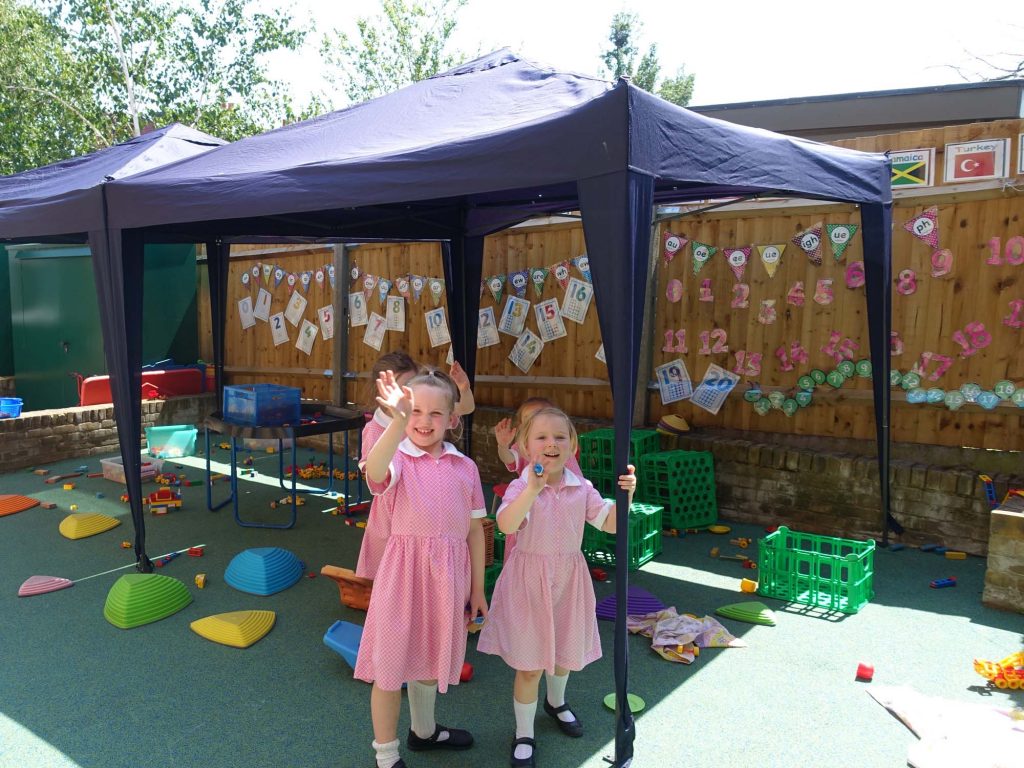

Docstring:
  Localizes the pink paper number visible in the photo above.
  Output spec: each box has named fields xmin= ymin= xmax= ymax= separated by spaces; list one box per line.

xmin=911 ymin=351 xmax=953 ymax=381
xmin=896 ymin=269 xmax=917 ymax=295
xmin=775 ymin=341 xmax=809 ymax=372
xmin=733 ymin=350 xmax=762 ymax=377
xmin=1003 ymin=299 xmax=1024 ymax=329
xmin=698 ymin=279 xmax=714 ymax=302
xmin=930 ymin=249 xmax=953 ymax=278
xmin=731 ymin=283 xmax=750 ymax=309
xmin=988 ymin=236 xmax=1024 ymax=266
xmin=698 ymin=329 xmax=728 ymax=355
xmin=890 ymin=331 xmax=904 ymax=356
xmin=951 ymin=321 xmax=991 ymax=358
xmin=661 ymin=329 xmax=688 ymax=354
xmin=845 ymin=261 xmax=865 ymax=289
xmin=786 ymin=281 xmax=805 ymax=306
xmin=820 ymin=330 xmax=858 ymax=364
xmin=813 ymin=279 xmax=834 ymax=305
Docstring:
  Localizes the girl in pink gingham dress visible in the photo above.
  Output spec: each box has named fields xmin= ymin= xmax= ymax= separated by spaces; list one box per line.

xmin=356 ymin=353 xmax=476 ymax=581
xmin=478 ymin=407 xmax=635 ymax=768
xmin=355 ymin=368 xmax=486 ymax=768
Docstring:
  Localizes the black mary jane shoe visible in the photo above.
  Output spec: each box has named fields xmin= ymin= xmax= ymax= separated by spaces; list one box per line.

xmin=510 ymin=735 xmax=536 ymax=767
xmin=406 ymin=723 xmax=474 ymax=751
xmin=543 ymin=699 xmax=584 ymax=738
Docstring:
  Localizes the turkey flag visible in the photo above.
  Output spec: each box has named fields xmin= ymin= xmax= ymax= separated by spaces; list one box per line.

xmin=950 ymin=150 xmax=996 ymax=179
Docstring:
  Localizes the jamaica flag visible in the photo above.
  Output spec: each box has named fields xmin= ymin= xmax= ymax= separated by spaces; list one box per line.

xmin=889 ymin=149 xmax=933 ymax=187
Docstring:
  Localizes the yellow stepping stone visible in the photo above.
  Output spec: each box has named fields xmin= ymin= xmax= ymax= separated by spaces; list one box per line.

xmin=190 ymin=610 xmax=276 ymax=648
xmin=59 ymin=512 xmax=120 ymax=540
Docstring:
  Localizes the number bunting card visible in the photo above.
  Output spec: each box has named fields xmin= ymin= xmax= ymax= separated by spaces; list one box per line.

xmin=509 ymin=329 xmax=544 ymax=373
xmin=535 ymin=298 xmax=567 ymax=342
xmin=498 ymin=295 xmax=530 ymax=336
xmin=238 ymin=296 xmax=256 ymax=330
xmin=691 ymin=363 xmax=740 ymax=415
xmin=349 ymin=292 xmax=368 ymax=327
xmin=478 ymin=306 xmax=499 ymax=348
xmin=363 ymin=312 xmax=386 ymax=351
xmin=296 ymin=318 xmax=319 ymax=355
xmin=269 ymin=312 xmax=289 ymax=346
xmin=425 ymin=307 xmax=451 ymax=347
xmin=318 ymin=305 xmax=335 ymax=341
xmin=284 ymin=290 xmax=308 ymax=327
xmin=386 ymin=295 xmax=406 ymax=332
xmin=655 ymin=359 xmax=693 ymax=404
xmin=560 ymin=277 xmax=593 ymax=324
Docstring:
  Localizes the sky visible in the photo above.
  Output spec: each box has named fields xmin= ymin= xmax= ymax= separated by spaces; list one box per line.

xmin=270 ymin=0 xmax=1023 ymax=108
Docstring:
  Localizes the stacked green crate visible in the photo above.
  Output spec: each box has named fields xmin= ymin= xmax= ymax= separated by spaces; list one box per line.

xmin=580 ymin=501 xmax=663 ymax=570
xmin=579 ymin=428 xmax=660 ymax=494
xmin=484 ymin=561 xmax=503 ymax=601
xmin=637 ymin=450 xmax=718 ymax=530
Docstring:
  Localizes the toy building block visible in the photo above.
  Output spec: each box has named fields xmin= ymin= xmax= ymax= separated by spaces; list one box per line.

xmin=63 ymin=484 xmax=75 ymax=491
xmin=40 ymin=502 xmax=57 ymax=510
xmin=320 ymin=565 xmax=373 ymax=611
xmin=929 ymin=577 xmax=957 ymax=589
xmin=944 ymin=550 xmax=967 ymax=559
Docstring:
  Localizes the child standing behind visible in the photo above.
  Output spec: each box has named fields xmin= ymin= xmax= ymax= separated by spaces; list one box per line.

xmin=478 ymin=407 xmax=636 ymax=768
xmin=354 ymin=368 xmax=487 ymax=768
xmin=357 ymin=353 xmax=476 ymax=580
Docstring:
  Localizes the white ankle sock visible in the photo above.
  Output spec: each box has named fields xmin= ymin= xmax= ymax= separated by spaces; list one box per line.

xmin=513 ymin=696 xmax=537 ymax=760
xmin=372 ymin=738 xmax=401 ymax=768
xmin=545 ymin=671 xmax=574 ymax=721
xmin=407 ymin=680 xmax=439 ymax=740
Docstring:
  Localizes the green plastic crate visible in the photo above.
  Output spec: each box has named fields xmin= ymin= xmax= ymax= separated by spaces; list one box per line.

xmin=637 ymin=450 xmax=717 ymax=530
xmin=484 ymin=561 xmax=503 ymax=601
xmin=581 ymin=502 xmax=663 ymax=571
xmin=582 ymin=472 xmax=618 ymax=499
xmin=579 ymin=428 xmax=661 ymax=476
xmin=757 ymin=526 xmax=875 ymax=614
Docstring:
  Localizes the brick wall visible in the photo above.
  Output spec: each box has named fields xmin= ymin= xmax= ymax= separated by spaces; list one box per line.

xmin=0 ymin=395 xmax=215 ymax=473
xmin=0 ymin=376 xmax=15 ymax=397
xmin=983 ymin=496 xmax=1024 ymax=613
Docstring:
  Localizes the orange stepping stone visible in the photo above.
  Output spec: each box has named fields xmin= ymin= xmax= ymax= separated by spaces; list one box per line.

xmin=0 ymin=495 xmax=40 ymax=517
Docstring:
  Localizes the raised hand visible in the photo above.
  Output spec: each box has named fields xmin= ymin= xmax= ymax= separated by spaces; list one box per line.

xmin=449 ymin=360 xmax=470 ymax=393
xmin=494 ymin=417 xmax=516 ymax=448
xmin=375 ymin=369 xmax=412 ymax=421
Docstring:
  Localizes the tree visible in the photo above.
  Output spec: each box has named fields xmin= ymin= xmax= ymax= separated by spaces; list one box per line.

xmin=320 ymin=0 xmax=470 ymax=105
xmin=0 ymin=0 xmax=104 ymax=173
xmin=600 ymin=11 xmax=695 ymax=107
xmin=38 ymin=0 xmax=310 ymax=143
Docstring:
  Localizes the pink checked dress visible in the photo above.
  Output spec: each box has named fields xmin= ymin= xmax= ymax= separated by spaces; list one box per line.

xmin=354 ymin=439 xmax=486 ymax=692
xmin=500 ymin=448 xmax=583 ymax=560
xmin=355 ymin=410 xmax=389 ymax=579
xmin=477 ymin=468 xmax=612 ymax=673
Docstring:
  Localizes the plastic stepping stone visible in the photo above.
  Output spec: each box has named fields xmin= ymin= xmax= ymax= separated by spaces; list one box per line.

xmin=18 ymin=575 xmax=74 ymax=596
xmin=595 ymin=586 xmax=665 ymax=621
xmin=323 ymin=620 xmax=363 ymax=669
xmin=715 ymin=601 xmax=777 ymax=626
xmin=59 ymin=513 xmax=121 ymax=539
xmin=224 ymin=547 xmax=304 ymax=596
xmin=0 ymin=495 xmax=41 ymax=517
xmin=191 ymin=610 xmax=276 ymax=648
xmin=103 ymin=573 xmax=192 ymax=629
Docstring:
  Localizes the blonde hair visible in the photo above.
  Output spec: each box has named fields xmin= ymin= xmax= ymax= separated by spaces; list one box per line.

xmin=513 ymin=397 xmax=555 ymax=428
xmin=515 ymin=406 xmax=577 ymax=456
xmin=407 ymin=368 xmax=463 ymax=442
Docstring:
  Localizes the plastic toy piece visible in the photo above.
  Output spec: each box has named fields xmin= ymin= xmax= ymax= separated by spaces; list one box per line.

xmin=45 ymin=472 xmax=82 ymax=485
xmin=63 ymin=483 xmax=75 ymax=491
xmin=944 ymin=551 xmax=966 ymax=559
xmin=194 ymin=573 xmax=207 ymax=589
xmin=103 ymin=573 xmax=193 ymax=629
xmin=715 ymin=601 xmax=776 ymax=626
xmin=224 ymin=547 xmax=304 ymax=596
xmin=120 ymin=540 xmax=132 ymax=549
xmin=533 ymin=463 xmax=544 ymax=477
xmin=18 ymin=575 xmax=74 ymax=597
xmin=590 ymin=567 xmax=608 ymax=582
xmin=855 ymin=662 xmax=874 ymax=681
xmin=323 ymin=619 xmax=363 ymax=669
xmin=739 ymin=578 xmax=758 ymax=593
xmin=974 ymin=651 xmax=1024 ymax=690
xmin=979 ymin=474 xmax=998 ymax=508
xmin=460 ymin=662 xmax=474 ymax=682
xmin=603 ymin=692 xmax=645 ymax=713
xmin=190 ymin=610 xmax=276 ymax=648
xmin=729 ymin=537 xmax=750 ymax=548
xmin=321 ymin=565 xmax=373 ymax=610
xmin=929 ymin=577 xmax=957 ymax=589
xmin=187 ymin=546 xmax=205 ymax=557
xmin=0 ymin=495 xmax=41 ymax=517
xmin=59 ymin=512 xmax=121 ymax=540
xmin=707 ymin=525 xmax=731 ymax=534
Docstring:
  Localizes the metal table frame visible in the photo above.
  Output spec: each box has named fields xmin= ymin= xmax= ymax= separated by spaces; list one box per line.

xmin=204 ymin=403 xmax=366 ymax=529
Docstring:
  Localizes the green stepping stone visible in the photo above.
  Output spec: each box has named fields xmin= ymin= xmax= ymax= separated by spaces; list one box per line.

xmin=103 ymin=573 xmax=192 ymax=629
xmin=715 ymin=601 xmax=777 ymax=626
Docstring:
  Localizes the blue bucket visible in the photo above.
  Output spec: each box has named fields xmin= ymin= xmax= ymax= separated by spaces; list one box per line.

xmin=0 ymin=397 xmax=23 ymax=418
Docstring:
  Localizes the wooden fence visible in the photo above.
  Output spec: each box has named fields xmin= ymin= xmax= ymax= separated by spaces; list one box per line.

xmin=200 ymin=119 xmax=1024 ymax=450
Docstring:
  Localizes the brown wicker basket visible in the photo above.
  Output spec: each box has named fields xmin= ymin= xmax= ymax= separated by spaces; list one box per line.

xmin=320 ymin=565 xmax=373 ymax=611
xmin=482 ymin=517 xmax=495 ymax=567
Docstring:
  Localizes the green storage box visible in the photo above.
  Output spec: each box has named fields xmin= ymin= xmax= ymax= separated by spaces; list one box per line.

xmin=637 ymin=450 xmax=717 ymax=530
xmin=757 ymin=526 xmax=875 ymax=614
xmin=579 ymin=428 xmax=661 ymax=476
xmin=581 ymin=501 xmax=663 ymax=571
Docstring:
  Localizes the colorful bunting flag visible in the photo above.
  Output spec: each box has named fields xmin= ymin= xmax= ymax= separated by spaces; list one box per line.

xmin=377 ymin=278 xmax=392 ymax=306
xmin=903 ymin=206 xmax=940 ymax=249
xmin=428 ymin=278 xmax=444 ymax=307
xmin=826 ymin=224 xmax=859 ymax=261
xmin=757 ymin=244 xmax=785 ymax=278
xmin=553 ymin=261 xmax=571 ymax=290
xmin=530 ymin=267 xmax=549 ymax=297
xmin=792 ymin=222 xmax=824 ymax=266
xmin=572 ymin=254 xmax=591 ymax=283
xmin=691 ymin=241 xmax=716 ymax=276
xmin=724 ymin=247 xmax=750 ymax=282
xmin=663 ymin=231 xmax=687 ymax=264
xmin=410 ymin=275 xmax=426 ymax=302
xmin=362 ymin=273 xmax=378 ymax=301
xmin=509 ymin=269 xmax=529 ymax=298
xmin=396 ymin=276 xmax=410 ymax=300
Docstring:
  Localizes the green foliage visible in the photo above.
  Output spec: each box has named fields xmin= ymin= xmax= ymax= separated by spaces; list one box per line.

xmin=320 ymin=0 xmax=470 ymax=105
xmin=600 ymin=11 xmax=695 ymax=107
xmin=0 ymin=0 xmax=103 ymax=173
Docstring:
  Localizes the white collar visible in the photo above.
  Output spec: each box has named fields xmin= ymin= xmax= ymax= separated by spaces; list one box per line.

xmin=398 ymin=437 xmax=463 ymax=459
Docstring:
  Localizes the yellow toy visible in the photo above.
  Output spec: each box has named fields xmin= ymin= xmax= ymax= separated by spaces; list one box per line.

xmin=974 ymin=651 xmax=1024 ymax=689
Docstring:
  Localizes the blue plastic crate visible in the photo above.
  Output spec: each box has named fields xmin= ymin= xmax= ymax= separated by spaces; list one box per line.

xmin=223 ymin=384 xmax=301 ymax=426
